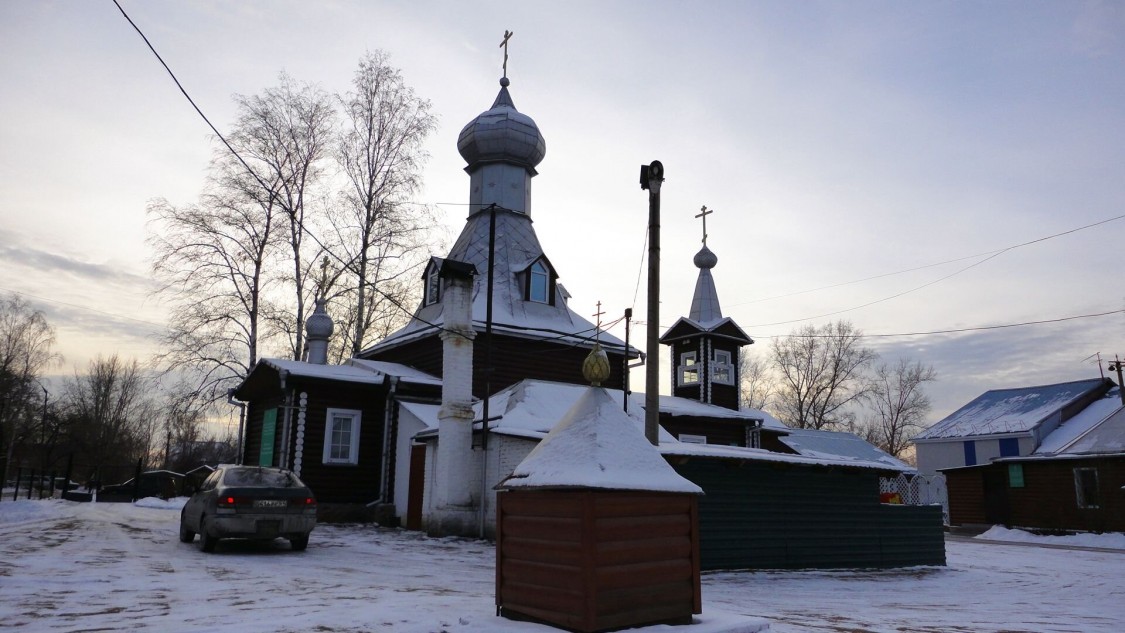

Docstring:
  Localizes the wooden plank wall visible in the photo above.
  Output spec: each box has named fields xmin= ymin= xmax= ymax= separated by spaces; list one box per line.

xmin=497 ymin=491 xmax=699 ymax=633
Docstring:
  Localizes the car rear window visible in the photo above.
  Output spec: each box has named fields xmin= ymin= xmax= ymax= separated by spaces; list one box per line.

xmin=222 ymin=468 xmax=300 ymax=487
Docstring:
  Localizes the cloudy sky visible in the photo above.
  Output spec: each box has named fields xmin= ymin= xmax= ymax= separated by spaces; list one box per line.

xmin=2 ymin=1 xmax=1123 ymax=421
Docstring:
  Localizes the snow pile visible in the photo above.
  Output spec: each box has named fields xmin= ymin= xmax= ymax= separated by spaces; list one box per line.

xmin=0 ymin=498 xmax=70 ymax=526
xmin=976 ymin=525 xmax=1125 ymax=549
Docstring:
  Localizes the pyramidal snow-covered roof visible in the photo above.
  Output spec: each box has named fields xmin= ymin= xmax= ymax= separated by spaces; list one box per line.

xmin=914 ymin=378 xmax=1109 ymax=441
xmin=500 ymin=386 xmax=704 ymax=493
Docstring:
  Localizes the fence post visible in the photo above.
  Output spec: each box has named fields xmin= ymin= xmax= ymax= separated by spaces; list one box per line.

xmin=12 ymin=467 xmax=21 ymax=501
xmin=61 ymin=454 xmax=73 ymax=499
xmin=27 ymin=468 xmax=35 ymax=500
xmin=131 ymin=458 xmax=143 ymax=502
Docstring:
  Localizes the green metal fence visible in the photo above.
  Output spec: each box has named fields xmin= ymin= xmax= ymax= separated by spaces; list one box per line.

xmin=674 ymin=459 xmax=946 ymax=570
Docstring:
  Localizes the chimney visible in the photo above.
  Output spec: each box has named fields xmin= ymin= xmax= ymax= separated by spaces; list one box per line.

xmin=305 ymin=299 xmax=334 ymax=365
xmin=430 ymin=259 xmax=478 ymax=536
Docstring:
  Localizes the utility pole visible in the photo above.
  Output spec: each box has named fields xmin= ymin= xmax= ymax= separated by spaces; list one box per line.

xmin=640 ymin=161 xmax=664 ymax=445
xmin=1108 ymin=355 xmax=1125 ymax=407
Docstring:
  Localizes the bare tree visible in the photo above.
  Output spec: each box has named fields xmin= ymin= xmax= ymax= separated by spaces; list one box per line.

xmin=59 ymin=355 xmax=158 ymax=474
xmin=738 ymin=347 xmax=775 ymax=411
xmin=867 ymin=358 xmax=936 ymax=457
xmin=770 ymin=320 xmax=877 ymax=430
xmin=0 ymin=294 xmax=62 ymax=486
xmin=331 ymin=51 xmax=438 ymax=356
xmin=148 ymin=179 xmax=279 ymax=401
xmin=230 ymin=75 xmax=335 ymax=361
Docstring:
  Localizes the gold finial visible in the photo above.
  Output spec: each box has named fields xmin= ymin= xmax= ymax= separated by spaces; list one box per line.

xmin=695 ymin=205 xmax=713 ymax=245
xmin=582 ymin=343 xmax=611 ymax=386
xmin=583 ymin=300 xmax=610 ymax=385
xmin=500 ymin=30 xmax=514 ymax=78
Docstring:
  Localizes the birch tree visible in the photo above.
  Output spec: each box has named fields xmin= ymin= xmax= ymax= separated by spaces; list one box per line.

xmin=230 ymin=74 xmax=334 ymax=361
xmin=331 ymin=51 xmax=437 ymax=356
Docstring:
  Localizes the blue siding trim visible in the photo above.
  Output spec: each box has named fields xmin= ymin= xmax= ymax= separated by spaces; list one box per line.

xmin=964 ymin=441 xmax=977 ymax=466
xmin=998 ymin=437 xmax=1019 ymax=457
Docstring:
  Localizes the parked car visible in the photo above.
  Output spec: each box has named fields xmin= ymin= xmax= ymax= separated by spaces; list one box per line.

xmin=179 ymin=465 xmax=317 ymax=552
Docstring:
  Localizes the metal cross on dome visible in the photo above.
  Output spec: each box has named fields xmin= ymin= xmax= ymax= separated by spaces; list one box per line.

xmin=696 ymin=205 xmax=713 ymax=245
xmin=500 ymin=30 xmax=513 ymax=77
xmin=592 ymin=301 xmax=605 ymax=345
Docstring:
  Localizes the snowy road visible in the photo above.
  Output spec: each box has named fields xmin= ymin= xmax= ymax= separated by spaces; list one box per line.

xmin=0 ymin=499 xmax=1122 ymax=633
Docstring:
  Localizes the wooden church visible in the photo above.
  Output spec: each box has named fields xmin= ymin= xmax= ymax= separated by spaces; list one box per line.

xmin=232 ymin=69 xmax=940 ymax=567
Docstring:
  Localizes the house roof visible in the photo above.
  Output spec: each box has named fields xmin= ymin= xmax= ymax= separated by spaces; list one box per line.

xmin=256 ymin=358 xmax=387 ymax=385
xmin=913 ymin=378 xmax=1110 ymax=441
xmin=778 ymin=428 xmax=915 ymax=472
xmin=403 ymin=379 xmax=909 ymax=473
xmin=1034 ymin=387 xmax=1125 ymax=456
xmin=346 ymin=359 xmax=442 ymax=386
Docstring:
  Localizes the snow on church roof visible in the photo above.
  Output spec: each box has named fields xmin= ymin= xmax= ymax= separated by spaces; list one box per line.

xmin=402 ymin=379 xmax=908 ymax=472
xmin=501 ymin=387 xmax=704 ymax=493
xmin=359 ymin=207 xmax=629 ymax=357
xmin=913 ymin=378 xmax=1109 ymax=441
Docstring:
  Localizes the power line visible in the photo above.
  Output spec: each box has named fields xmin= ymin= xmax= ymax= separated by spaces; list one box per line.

xmin=728 ymin=211 xmax=1125 ymax=310
xmin=762 ymin=309 xmax=1125 ymax=340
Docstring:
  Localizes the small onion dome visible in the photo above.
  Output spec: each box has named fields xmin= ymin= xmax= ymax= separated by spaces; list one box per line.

xmin=582 ymin=343 xmax=611 ymax=386
xmin=305 ymin=299 xmax=334 ymax=340
xmin=693 ymin=244 xmax=718 ymax=270
xmin=457 ymin=77 xmax=546 ymax=173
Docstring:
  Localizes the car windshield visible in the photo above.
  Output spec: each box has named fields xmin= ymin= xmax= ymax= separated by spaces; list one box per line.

xmin=222 ymin=468 xmax=299 ymax=488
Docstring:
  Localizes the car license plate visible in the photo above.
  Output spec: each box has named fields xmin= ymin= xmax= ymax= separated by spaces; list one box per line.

xmin=254 ymin=499 xmax=286 ymax=508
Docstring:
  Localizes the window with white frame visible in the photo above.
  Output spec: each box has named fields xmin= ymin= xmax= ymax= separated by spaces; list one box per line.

xmin=1074 ymin=467 xmax=1100 ymax=509
xmin=424 ymin=266 xmax=440 ymax=305
xmin=679 ymin=434 xmax=707 ymax=444
xmin=712 ymin=349 xmax=734 ymax=385
xmin=528 ymin=260 xmax=550 ymax=303
xmin=323 ymin=408 xmax=362 ymax=465
xmin=678 ymin=351 xmax=699 ymax=385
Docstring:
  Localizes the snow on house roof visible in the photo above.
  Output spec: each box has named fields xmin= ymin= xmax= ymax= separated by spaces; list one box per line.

xmin=913 ymin=378 xmax=1108 ymax=441
xmin=346 ymin=359 xmax=442 ymax=386
xmin=404 ymin=379 xmax=905 ymax=472
xmin=778 ymin=428 xmax=915 ymax=472
xmin=1034 ymin=387 xmax=1123 ymax=454
xmin=258 ymin=358 xmax=386 ymax=385
xmin=501 ymin=387 xmax=704 ymax=493
xmin=1061 ymin=406 xmax=1125 ymax=455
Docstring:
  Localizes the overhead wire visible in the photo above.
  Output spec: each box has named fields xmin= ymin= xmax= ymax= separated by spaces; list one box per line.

xmin=112 ymin=1 xmax=1122 ymax=351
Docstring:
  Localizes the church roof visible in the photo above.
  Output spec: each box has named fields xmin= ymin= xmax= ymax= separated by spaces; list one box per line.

xmin=456 ymin=77 xmax=545 ymax=174
xmin=361 ymin=75 xmax=630 ymax=359
xmin=689 ymin=245 xmax=722 ymax=324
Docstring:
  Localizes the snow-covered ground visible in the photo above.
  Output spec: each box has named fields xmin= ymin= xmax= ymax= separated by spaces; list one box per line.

xmin=1 ymin=498 xmax=1122 ymax=633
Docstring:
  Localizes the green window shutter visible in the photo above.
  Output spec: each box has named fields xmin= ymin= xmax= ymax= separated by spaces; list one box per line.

xmin=260 ymin=408 xmax=277 ymax=466
xmin=1008 ymin=463 xmax=1024 ymax=488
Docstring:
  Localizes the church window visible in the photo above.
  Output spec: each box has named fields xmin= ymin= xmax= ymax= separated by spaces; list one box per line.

xmin=678 ymin=352 xmax=699 ymax=386
xmin=323 ymin=408 xmax=362 ymax=465
xmin=528 ymin=261 xmax=550 ymax=303
xmin=712 ymin=350 xmax=734 ymax=385
xmin=425 ymin=266 xmax=440 ymax=305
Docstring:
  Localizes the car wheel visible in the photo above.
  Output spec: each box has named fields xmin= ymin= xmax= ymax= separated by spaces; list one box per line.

xmin=178 ymin=510 xmax=195 ymax=543
xmin=289 ymin=534 xmax=309 ymax=551
xmin=200 ymin=516 xmax=218 ymax=553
